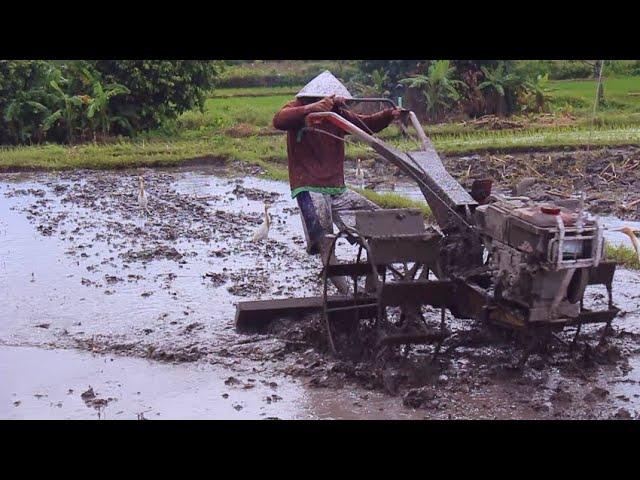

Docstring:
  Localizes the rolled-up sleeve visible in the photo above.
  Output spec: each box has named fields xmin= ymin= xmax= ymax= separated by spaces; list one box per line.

xmin=341 ymin=108 xmax=394 ymax=133
xmin=273 ymin=99 xmax=308 ymax=131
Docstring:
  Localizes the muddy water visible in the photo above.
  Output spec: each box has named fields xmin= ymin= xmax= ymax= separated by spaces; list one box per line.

xmin=2 ymin=165 xmax=639 ymax=420
xmin=0 ymin=166 xmax=423 ymax=420
xmin=0 ymin=345 xmax=424 ymax=420
xmin=0 ymin=166 xmax=309 ymax=346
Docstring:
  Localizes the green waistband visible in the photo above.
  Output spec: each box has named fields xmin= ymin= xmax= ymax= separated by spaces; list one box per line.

xmin=291 ymin=186 xmax=347 ymax=199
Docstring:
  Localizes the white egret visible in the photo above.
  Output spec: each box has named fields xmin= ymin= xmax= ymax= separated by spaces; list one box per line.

xmin=355 ymin=158 xmax=365 ymax=188
xmin=613 ymin=226 xmax=640 ymax=262
xmin=252 ymin=203 xmax=271 ymax=242
xmin=138 ymin=176 xmax=150 ymax=215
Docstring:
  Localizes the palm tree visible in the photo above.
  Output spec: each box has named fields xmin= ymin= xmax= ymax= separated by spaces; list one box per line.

xmin=400 ymin=60 xmax=465 ymax=122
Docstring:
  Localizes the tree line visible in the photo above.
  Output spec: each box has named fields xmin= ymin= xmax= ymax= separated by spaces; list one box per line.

xmin=0 ymin=60 xmax=223 ymax=145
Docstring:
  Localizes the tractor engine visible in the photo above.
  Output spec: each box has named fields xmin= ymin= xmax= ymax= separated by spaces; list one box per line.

xmin=475 ymin=196 xmax=605 ymax=322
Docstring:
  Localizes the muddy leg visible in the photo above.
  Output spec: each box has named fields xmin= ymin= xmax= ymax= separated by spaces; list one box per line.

xmin=297 ymin=192 xmax=351 ymax=294
xmin=517 ymin=334 xmax=539 ymax=369
xmin=570 ymin=323 xmax=583 ymax=352
xmin=430 ymin=308 xmax=448 ymax=364
xmin=597 ymin=320 xmax=613 ymax=348
xmin=319 ymin=236 xmax=351 ymax=295
xmin=296 ymin=191 xmax=327 ymax=255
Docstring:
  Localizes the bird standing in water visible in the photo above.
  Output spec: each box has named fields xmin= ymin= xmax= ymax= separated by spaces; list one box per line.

xmin=138 ymin=176 xmax=150 ymax=215
xmin=355 ymin=158 xmax=365 ymax=189
xmin=252 ymin=203 xmax=270 ymax=242
xmin=613 ymin=226 xmax=640 ymax=262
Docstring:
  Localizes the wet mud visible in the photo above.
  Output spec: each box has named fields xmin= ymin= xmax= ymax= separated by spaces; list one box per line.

xmin=1 ymin=158 xmax=639 ymax=419
xmin=348 ymin=146 xmax=640 ymax=221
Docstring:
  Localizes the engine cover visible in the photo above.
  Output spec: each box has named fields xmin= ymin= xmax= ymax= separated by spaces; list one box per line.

xmin=475 ymin=197 xmax=605 ymax=322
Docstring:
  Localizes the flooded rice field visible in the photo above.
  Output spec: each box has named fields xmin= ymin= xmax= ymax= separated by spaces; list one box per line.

xmin=2 ymin=161 xmax=640 ymax=420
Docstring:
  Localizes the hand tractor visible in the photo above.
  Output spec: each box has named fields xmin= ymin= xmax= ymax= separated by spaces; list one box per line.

xmin=235 ymin=100 xmax=619 ymax=367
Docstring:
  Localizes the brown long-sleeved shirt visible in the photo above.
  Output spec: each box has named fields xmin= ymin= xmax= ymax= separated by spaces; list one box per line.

xmin=273 ymin=99 xmax=395 ymax=197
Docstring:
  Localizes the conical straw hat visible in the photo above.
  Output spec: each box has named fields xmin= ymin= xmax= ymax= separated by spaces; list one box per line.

xmin=296 ymin=70 xmax=353 ymax=99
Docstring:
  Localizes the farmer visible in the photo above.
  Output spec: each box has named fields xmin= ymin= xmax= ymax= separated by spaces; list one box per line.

xmin=273 ymin=71 xmax=404 ymax=293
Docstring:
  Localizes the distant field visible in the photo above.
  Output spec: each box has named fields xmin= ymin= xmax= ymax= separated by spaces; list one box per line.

xmin=215 ymin=60 xmax=358 ymax=88
xmin=549 ymin=76 xmax=640 ymax=113
xmin=209 ymin=86 xmax=301 ymax=98
xmin=176 ymin=95 xmax=291 ymax=134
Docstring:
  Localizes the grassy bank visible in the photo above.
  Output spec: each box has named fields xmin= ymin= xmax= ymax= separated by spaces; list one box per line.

xmin=4 ymin=123 xmax=637 ymax=173
xmin=208 ymin=86 xmax=301 ymax=98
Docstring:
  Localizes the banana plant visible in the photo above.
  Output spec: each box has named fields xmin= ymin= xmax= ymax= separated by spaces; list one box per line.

xmin=370 ymin=69 xmax=389 ymax=92
xmin=400 ymin=60 xmax=465 ymax=121
xmin=478 ymin=64 xmax=524 ymax=116
xmin=523 ymin=73 xmax=552 ymax=113
xmin=2 ymin=66 xmax=59 ymax=143
xmin=3 ymin=95 xmax=50 ymax=143
xmin=80 ymin=67 xmax=130 ymax=139
xmin=43 ymin=78 xmax=83 ymax=144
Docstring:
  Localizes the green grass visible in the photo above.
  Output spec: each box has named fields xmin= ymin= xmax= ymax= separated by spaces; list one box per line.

xmin=355 ymin=188 xmax=432 ymax=220
xmin=2 ymin=123 xmax=638 ymax=173
xmin=425 ymin=125 xmax=640 ymax=154
xmin=549 ymin=76 xmax=640 ymax=114
xmin=605 ymin=243 xmax=640 ymax=270
xmin=178 ymin=78 xmax=640 ymax=143
xmin=176 ymin=95 xmax=290 ymax=134
xmin=209 ymin=86 xmax=302 ymax=98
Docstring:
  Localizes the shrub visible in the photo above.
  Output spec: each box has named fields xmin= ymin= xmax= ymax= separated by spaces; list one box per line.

xmin=358 ymin=61 xmax=426 ymax=88
xmin=215 ymin=61 xmax=359 ymax=88
xmin=0 ymin=60 xmax=224 ymax=145
xmin=400 ymin=61 xmax=465 ymax=121
xmin=0 ymin=60 xmax=55 ymax=144
xmin=92 ymin=60 xmax=224 ymax=133
xmin=548 ymin=61 xmax=592 ymax=80
xmin=478 ymin=63 xmax=528 ymax=116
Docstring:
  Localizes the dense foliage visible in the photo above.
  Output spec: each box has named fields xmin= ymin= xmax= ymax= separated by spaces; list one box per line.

xmin=94 ymin=61 xmax=223 ymax=133
xmin=0 ymin=60 xmax=53 ymax=144
xmin=215 ymin=60 xmax=359 ymax=88
xmin=0 ymin=60 xmax=223 ymax=144
xmin=350 ymin=59 xmax=639 ymax=120
xmin=400 ymin=61 xmax=464 ymax=121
